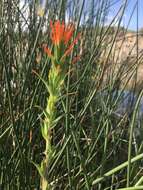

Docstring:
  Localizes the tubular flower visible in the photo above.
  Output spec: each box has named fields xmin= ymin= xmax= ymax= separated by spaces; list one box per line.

xmin=44 ymin=20 xmax=80 ymax=63
xmin=50 ymin=20 xmax=65 ymax=46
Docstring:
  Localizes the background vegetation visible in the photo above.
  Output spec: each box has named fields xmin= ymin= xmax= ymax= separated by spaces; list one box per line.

xmin=1 ymin=0 xmax=143 ymax=189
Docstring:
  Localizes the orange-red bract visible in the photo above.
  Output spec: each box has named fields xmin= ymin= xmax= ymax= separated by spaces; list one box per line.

xmin=44 ymin=20 xmax=80 ymax=63
xmin=50 ymin=20 xmax=75 ymax=46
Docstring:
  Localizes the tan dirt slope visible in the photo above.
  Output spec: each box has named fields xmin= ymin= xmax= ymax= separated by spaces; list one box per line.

xmin=105 ymin=31 xmax=143 ymax=90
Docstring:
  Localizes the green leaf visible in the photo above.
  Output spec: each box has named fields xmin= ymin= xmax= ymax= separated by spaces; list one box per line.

xmin=31 ymin=161 xmax=44 ymax=178
xmin=43 ymin=109 xmax=50 ymax=119
xmin=33 ymin=70 xmax=49 ymax=92
xmin=41 ymin=124 xmax=48 ymax=141
xmin=51 ymin=115 xmax=63 ymax=129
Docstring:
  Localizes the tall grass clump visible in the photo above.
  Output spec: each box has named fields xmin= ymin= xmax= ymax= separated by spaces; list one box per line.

xmin=1 ymin=0 xmax=143 ymax=189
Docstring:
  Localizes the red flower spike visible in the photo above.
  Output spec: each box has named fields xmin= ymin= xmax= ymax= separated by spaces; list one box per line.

xmin=49 ymin=20 xmax=76 ymax=47
xmin=43 ymin=20 xmax=80 ymax=62
xmin=50 ymin=20 xmax=64 ymax=46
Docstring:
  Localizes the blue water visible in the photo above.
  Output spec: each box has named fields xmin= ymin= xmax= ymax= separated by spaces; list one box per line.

xmin=115 ymin=90 xmax=143 ymax=119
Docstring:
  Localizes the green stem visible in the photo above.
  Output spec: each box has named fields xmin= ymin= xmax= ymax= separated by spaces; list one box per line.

xmin=92 ymin=153 xmax=143 ymax=186
xmin=40 ymin=66 xmax=63 ymax=190
xmin=117 ymin=187 xmax=143 ymax=190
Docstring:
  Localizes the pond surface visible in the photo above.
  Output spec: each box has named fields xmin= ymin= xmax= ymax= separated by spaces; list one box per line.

xmin=115 ymin=90 xmax=143 ymax=119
